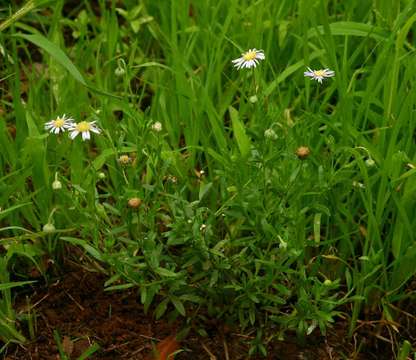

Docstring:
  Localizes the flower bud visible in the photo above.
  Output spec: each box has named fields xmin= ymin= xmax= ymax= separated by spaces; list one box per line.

xmin=98 ymin=172 xmax=106 ymax=179
xmin=151 ymin=121 xmax=162 ymax=132
xmin=249 ymin=95 xmax=258 ymax=104
xmin=118 ymin=155 xmax=131 ymax=165
xmin=128 ymin=197 xmax=142 ymax=209
xmin=43 ymin=223 xmax=56 ymax=233
xmin=296 ymin=146 xmax=310 ymax=160
xmin=52 ymin=179 xmax=62 ymax=190
xmin=115 ymin=66 xmax=126 ymax=77
xmin=264 ymin=128 xmax=277 ymax=140
xmin=365 ymin=158 xmax=375 ymax=167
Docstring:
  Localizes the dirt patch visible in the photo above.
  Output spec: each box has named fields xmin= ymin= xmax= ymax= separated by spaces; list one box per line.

xmin=4 ymin=263 xmax=400 ymax=359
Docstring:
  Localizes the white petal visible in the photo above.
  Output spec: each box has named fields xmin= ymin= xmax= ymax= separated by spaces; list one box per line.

xmin=232 ymin=57 xmax=243 ymax=64
xmin=90 ymin=126 xmax=101 ymax=134
xmin=70 ymin=131 xmax=79 ymax=139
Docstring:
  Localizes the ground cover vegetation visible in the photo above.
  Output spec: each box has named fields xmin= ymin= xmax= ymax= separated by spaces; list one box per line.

xmin=0 ymin=0 xmax=415 ymax=358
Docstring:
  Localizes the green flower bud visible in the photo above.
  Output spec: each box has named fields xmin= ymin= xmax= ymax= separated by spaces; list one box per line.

xmin=42 ymin=223 xmax=56 ymax=233
xmin=115 ymin=66 xmax=126 ymax=77
xmin=264 ymin=128 xmax=277 ymax=140
xmin=52 ymin=179 xmax=62 ymax=190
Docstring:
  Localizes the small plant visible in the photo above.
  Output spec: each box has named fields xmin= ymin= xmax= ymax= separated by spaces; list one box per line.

xmin=0 ymin=0 xmax=415 ymax=357
xmin=53 ymin=331 xmax=100 ymax=360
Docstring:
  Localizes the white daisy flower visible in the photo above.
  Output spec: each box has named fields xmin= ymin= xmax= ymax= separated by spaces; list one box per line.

xmin=304 ymin=67 xmax=335 ymax=83
xmin=44 ymin=114 xmax=74 ymax=134
xmin=232 ymin=48 xmax=265 ymax=70
xmin=69 ymin=121 xmax=101 ymax=141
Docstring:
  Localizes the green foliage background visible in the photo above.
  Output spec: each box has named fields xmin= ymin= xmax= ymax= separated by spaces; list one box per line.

xmin=0 ymin=0 xmax=415 ymax=356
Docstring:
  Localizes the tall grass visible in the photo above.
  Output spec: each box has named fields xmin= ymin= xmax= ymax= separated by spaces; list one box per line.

xmin=0 ymin=0 xmax=415 ymax=356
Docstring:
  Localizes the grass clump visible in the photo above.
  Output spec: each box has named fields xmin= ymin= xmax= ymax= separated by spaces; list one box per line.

xmin=0 ymin=0 xmax=415 ymax=356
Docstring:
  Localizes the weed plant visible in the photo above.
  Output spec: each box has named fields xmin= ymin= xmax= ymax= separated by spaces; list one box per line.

xmin=0 ymin=0 xmax=415 ymax=356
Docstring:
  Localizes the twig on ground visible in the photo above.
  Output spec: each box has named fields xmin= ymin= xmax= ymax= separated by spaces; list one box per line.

xmin=64 ymin=290 xmax=85 ymax=311
xmin=201 ymin=342 xmax=217 ymax=360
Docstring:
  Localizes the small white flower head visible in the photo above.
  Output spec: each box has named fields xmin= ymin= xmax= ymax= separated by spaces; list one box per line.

xmin=118 ymin=154 xmax=131 ymax=165
xmin=151 ymin=121 xmax=162 ymax=132
xmin=232 ymin=48 xmax=265 ymax=70
xmin=264 ymin=128 xmax=278 ymax=140
xmin=304 ymin=67 xmax=335 ymax=83
xmin=69 ymin=121 xmax=101 ymax=141
xmin=44 ymin=114 xmax=74 ymax=134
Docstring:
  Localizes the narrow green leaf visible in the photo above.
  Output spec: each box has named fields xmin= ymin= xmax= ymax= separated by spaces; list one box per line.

xmin=0 ymin=280 xmax=35 ymax=291
xmin=155 ymin=298 xmax=169 ymax=319
xmin=155 ymin=267 xmax=178 ymax=277
xmin=229 ymin=106 xmax=250 ymax=158
xmin=104 ymin=283 xmax=135 ymax=291
xmin=14 ymin=33 xmax=86 ymax=85
xmin=313 ymin=213 xmax=322 ymax=245
xmin=76 ymin=343 xmax=100 ymax=360
xmin=308 ymin=22 xmax=390 ymax=41
xmin=170 ymin=296 xmax=186 ymax=316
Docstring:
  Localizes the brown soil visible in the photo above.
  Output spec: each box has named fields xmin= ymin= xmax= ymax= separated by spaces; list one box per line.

xmin=3 ymin=263 xmax=403 ymax=360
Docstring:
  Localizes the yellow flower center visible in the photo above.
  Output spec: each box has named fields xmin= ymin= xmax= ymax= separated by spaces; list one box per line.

xmin=243 ymin=50 xmax=257 ymax=61
xmin=53 ymin=118 xmax=65 ymax=128
xmin=314 ymin=70 xmax=326 ymax=77
xmin=76 ymin=121 xmax=91 ymax=132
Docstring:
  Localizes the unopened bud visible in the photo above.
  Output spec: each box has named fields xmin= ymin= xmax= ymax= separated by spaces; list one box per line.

xmin=264 ymin=128 xmax=277 ymax=140
xmin=151 ymin=121 xmax=162 ymax=132
xmin=296 ymin=146 xmax=310 ymax=160
xmin=43 ymin=223 xmax=56 ymax=233
xmin=52 ymin=179 xmax=62 ymax=190
xmin=128 ymin=197 xmax=142 ymax=209
xmin=365 ymin=158 xmax=375 ymax=167
xmin=115 ymin=66 xmax=126 ymax=77
xmin=249 ymin=95 xmax=258 ymax=104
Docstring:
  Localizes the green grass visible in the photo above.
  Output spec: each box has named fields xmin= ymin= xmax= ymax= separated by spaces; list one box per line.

xmin=0 ymin=0 xmax=415 ymax=356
